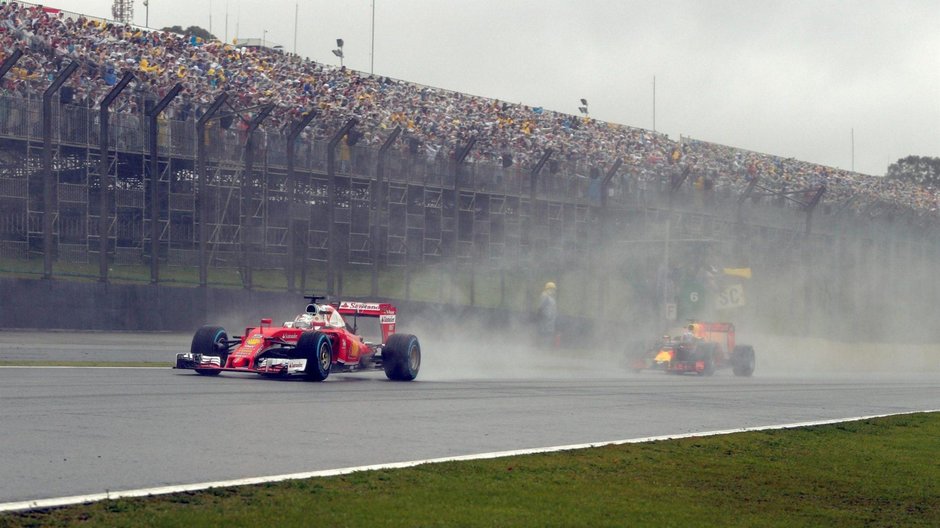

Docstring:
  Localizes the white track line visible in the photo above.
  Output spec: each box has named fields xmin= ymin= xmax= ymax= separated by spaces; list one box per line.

xmin=0 ymin=366 xmax=163 ymax=369
xmin=1 ymin=409 xmax=937 ymax=513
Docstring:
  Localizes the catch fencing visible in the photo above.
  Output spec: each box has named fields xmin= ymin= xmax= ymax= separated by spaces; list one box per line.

xmin=0 ymin=86 xmax=936 ymax=340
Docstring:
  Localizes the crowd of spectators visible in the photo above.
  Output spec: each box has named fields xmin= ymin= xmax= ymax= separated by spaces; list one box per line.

xmin=678 ymin=139 xmax=939 ymax=220
xmin=0 ymin=0 xmax=937 ymax=222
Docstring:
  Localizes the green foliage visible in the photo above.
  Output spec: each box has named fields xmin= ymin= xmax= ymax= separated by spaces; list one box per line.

xmin=3 ymin=413 xmax=938 ymax=527
xmin=159 ymin=25 xmax=217 ymax=42
xmin=886 ymin=155 xmax=940 ymax=187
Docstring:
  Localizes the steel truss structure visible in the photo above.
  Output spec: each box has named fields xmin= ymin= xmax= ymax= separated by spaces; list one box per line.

xmin=0 ymin=84 xmax=937 ymax=337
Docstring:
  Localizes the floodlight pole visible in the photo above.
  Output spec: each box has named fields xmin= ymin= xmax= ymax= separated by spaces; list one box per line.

xmin=97 ymin=71 xmax=134 ymax=283
xmin=42 ymin=61 xmax=79 ymax=279
xmin=147 ymin=83 xmax=182 ymax=285
xmin=370 ymin=2 xmax=376 ymax=74
xmin=293 ymin=2 xmax=298 ymax=55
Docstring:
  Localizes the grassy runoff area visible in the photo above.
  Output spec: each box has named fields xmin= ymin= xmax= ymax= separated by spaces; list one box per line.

xmin=2 ymin=413 xmax=937 ymax=528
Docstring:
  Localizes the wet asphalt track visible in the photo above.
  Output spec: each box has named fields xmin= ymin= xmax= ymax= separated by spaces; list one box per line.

xmin=1 ymin=332 xmax=939 ymax=504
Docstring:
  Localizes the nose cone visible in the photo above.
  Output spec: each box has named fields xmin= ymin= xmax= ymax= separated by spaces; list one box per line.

xmin=654 ymin=348 xmax=674 ymax=364
xmin=231 ymin=356 xmax=250 ymax=368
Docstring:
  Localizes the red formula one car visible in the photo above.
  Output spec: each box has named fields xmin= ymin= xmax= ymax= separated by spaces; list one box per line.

xmin=175 ymin=296 xmax=421 ymax=381
xmin=632 ymin=321 xmax=755 ymax=377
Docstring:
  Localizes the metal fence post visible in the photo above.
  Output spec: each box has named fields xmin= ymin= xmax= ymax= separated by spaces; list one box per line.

xmin=147 ymin=83 xmax=182 ymax=284
xmin=241 ymin=104 xmax=274 ymax=290
xmin=803 ymin=185 xmax=826 ymax=330
xmin=42 ymin=61 xmax=78 ymax=279
xmin=525 ymin=149 xmax=552 ymax=310
xmin=598 ymin=158 xmax=622 ymax=316
xmin=196 ymin=93 xmax=228 ymax=287
xmin=453 ymin=137 xmax=476 ymax=304
xmin=326 ymin=119 xmax=358 ymax=297
xmin=373 ymin=126 xmax=401 ymax=296
xmin=97 ymin=72 xmax=134 ymax=283
xmin=285 ymin=109 xmax=317 ymax=293
xmin=0 ymin=49 xmax=22 ymax=80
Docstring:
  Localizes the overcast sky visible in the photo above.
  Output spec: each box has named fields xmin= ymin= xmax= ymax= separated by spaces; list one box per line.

xmin=53 ymin=0 xmax=940 ymax=176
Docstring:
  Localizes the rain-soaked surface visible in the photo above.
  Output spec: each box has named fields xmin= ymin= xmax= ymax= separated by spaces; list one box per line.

xmin=1 ymin=331 xmax=937 ymax=505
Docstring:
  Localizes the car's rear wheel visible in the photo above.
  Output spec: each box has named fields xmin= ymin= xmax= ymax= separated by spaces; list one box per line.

xmin=732 ymin=345 xmax=756 ymax=377
xmin=698 ymin=343 xmax=716 ymax=376
xmin=383 ymin=334 xmax=421 ymax=381
xmin=191 ymin=326 xmax=229 ymax=376
xmin=297 ymin=331 xmax=332 ymax=381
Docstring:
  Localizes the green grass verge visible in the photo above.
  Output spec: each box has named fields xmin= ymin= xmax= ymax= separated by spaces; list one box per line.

xmin=3 ymin=413 xmax=937 ymax=527
xmin=0 ymin=360 xmax=170 ymax=368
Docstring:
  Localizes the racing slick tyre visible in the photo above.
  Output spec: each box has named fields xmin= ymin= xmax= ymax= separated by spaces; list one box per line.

xmin=732 ymin=345 xmax=756 ymax=377
xmin=383 ymin=334 xmax=421 ymax=381
xmin=297 ymin=331 xmax=333 ymax=382
xmin=191 ymin=326 xmax=229 ymax=376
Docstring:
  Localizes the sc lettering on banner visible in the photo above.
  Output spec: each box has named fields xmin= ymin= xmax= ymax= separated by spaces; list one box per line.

xmin=716 ymin=284 xmax=746 ymax=309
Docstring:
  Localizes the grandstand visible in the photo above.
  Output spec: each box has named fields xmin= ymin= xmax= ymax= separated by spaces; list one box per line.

xmin=0 ymin=0 xmax=937 ymax=339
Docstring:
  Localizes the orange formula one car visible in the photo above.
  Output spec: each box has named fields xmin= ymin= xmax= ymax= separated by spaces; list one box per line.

xmin=633 ymin=321 xmax=755 ymax=377
xmin=175 ymin=295 xmax=420 ymax=381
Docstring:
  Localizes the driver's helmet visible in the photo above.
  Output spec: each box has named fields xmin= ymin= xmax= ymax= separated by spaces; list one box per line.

xmin=293 ymin=313 xmax=316 ymax=329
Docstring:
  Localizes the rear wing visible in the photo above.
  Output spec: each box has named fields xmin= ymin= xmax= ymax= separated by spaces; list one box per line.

xmin=335 ymin=301 xmax=397 ymax=342
xmin=690 ymin=321 xmax=736 ymax=352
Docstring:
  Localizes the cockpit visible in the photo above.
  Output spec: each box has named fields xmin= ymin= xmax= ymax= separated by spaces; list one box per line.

xmin=285 ymin=304 xmax=345 ymax=330
xmin=288 ymin=312 xmax=322 ymax=329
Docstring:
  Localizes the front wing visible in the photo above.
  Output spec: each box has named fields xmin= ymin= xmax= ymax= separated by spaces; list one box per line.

xmin=175 ymin=353 xmax=309 ymax=376
xmin=663 ymin=359 xmax=707 ymax=374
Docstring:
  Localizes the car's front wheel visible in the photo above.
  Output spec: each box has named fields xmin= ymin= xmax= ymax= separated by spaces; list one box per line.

xmin=191 ymin=325 xmax=229 ymax=376
xmin=297 ymin=331 xmax=333 ymax=381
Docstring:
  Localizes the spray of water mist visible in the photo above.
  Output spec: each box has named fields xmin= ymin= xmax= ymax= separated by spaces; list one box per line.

xmin=197 ymin=188 xmax=940 ymax=382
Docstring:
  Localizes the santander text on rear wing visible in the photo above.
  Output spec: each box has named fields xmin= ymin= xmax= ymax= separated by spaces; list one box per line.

xmin=335 ymin=301 xmax=397 ymax=341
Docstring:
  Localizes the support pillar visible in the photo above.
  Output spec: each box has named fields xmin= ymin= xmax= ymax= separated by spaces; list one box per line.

xmin=195 ymin=93 xmax=228 ymax=287
xmin=146 ymin=83 xmax=182 ymax=284
xmin=372 ymin=126 xmax=401 ymax=296
xmin=326 ymin=119 xmax=358 ymax=297
xmin=41 ymin=61 xmax=78 ymax=279
xmin=97 ymin=72 xmax=134 ymax=283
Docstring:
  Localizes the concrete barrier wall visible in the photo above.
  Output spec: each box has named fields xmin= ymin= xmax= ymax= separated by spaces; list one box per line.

xmin=0 ymin=278 xmax=588 ymax=342
xmin=3 ymin=279 xmax=219 ymax=331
